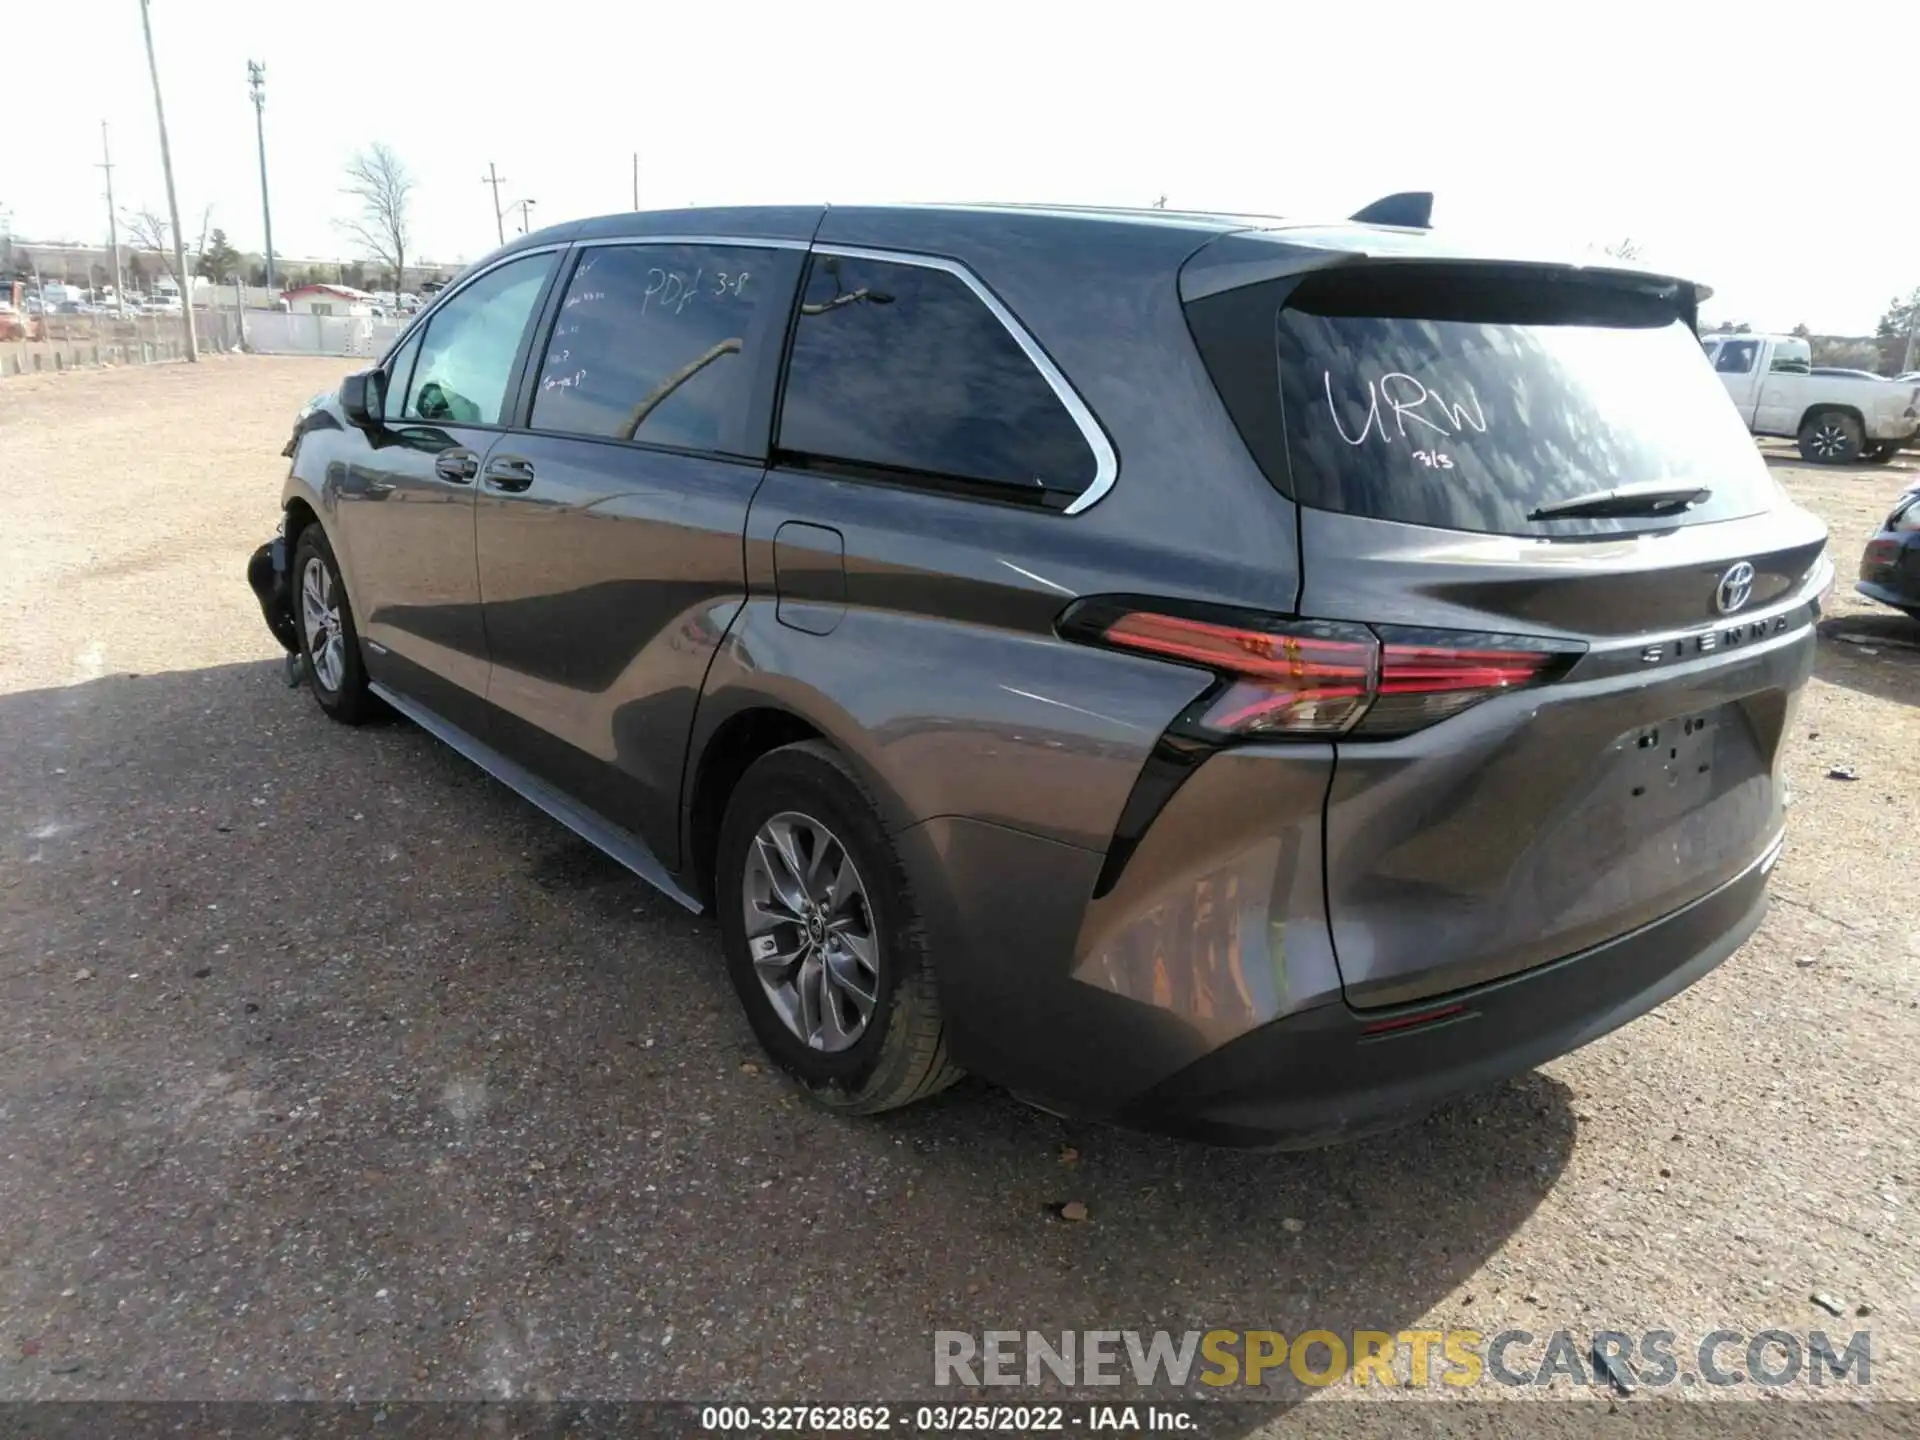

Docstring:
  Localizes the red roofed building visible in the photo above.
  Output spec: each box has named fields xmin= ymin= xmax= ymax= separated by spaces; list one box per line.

xmin=280 ymin=283 xmax=375 ymax=316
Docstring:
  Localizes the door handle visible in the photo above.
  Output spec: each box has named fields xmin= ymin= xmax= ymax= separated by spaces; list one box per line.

xmin=434 ymin=450 xmax=478 ymax=484
xmin=482 ymin=455 xmax=536 ymax=493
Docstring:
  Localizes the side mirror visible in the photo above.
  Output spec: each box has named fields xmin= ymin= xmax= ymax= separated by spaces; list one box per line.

xmin=339 ymin=368 xmax=384 ymax=428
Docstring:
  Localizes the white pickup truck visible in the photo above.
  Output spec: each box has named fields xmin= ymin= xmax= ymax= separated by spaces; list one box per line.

xmin=1700 ymin=332 xmax=1920 ymax=463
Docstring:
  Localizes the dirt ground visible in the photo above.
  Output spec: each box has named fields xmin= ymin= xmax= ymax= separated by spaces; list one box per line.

xmin=0 ymin=360 xmax=1916 ymax=1429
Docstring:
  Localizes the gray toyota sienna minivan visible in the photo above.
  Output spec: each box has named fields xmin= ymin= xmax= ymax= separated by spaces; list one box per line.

xmin=248 ymin=199 xmax=1832 ymax=1146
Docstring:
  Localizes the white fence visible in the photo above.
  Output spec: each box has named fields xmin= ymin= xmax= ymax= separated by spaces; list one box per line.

xmin=242 ymin=310 xmax=409 ymax=359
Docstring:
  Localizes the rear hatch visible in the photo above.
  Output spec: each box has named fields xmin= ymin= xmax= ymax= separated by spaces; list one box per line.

xmin=1184 ymin=249 xmax=1830 ymax=1007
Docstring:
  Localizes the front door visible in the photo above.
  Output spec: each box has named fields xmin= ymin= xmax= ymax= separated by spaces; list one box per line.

xmin=474 ymin=239 xmax=804 ymax=866
xmin=1709 ymin=335 xmax=1763 ymax=426
xmin=335 ymin=251 xmax=560 ymax=730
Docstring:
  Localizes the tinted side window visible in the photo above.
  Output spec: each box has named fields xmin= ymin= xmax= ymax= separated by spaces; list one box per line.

xmin=777 ymin=254 xmax=1097 ymax=499
xmin=403 ymin=253 xmax=557 ymax=426
xmin=1713 ymin=339 xmax=1758 ymax=374
xmin=529 ymin=243 xmax=800 ymax=456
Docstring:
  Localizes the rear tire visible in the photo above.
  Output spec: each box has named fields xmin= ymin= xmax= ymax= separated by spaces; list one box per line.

xmin=1798 ymin=411 xmax=1864 ymax=464
xmin=291 ymin=525 xmax=377 ymax=725
xmin=715 ymin=740 xmax=962 ymax=1114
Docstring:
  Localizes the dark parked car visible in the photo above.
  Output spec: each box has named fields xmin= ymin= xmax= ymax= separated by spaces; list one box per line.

xmin=249 ymin=201 xmax=1832 ymax=1147
xmin=1857 ymin=482 xmax=1920 ymax=620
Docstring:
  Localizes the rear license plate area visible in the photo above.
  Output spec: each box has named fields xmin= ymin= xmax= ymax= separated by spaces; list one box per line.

xmin=1625 ymin=709 xmax=1719 ymax=819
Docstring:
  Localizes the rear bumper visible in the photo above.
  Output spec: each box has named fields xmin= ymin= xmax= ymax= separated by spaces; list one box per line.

xmin=1873 ymin=410 xmax=1920 ymax=442
xmin=1112 ymin=834 xmax=1779 ymax=1148
xmin=1857 ymin=577 xmax=1920 ymax=609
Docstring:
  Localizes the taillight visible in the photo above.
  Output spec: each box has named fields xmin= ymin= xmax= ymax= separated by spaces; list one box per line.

xmin=1060 ymin=600 xmax=1574 ymax=740
xmin=1360 ymin=640 xmax=1558 ymax=737
xmin=1102 ymin=611 xmax=1376 ymax=735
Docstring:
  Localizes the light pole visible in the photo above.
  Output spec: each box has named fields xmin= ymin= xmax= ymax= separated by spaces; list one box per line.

xmin=248 ymin=60 xmax=274 ymax=293
xmin=516 ymin=198 xmax=537 ymax=235
xmin=138 ymin=0 xmax=196 ymax=360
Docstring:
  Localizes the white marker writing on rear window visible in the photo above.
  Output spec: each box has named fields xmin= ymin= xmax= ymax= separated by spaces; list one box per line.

xmin=1324 ymin=371 xmax=1487 ymax=448
xmin=637 ymin=267 xmax=752 ymax=317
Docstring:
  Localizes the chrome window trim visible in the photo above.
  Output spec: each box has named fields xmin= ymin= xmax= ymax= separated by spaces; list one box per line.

xmin=576 ymin=234 xmax=810 ymax=251
xmin=809 ymin=243 xmax=1119 ymax=516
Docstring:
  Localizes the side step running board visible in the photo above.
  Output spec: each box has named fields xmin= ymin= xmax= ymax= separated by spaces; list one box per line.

xmin=369 ymin=682 xmax=704 ymax=914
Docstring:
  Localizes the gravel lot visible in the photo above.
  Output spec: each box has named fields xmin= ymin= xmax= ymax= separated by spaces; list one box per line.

xmin=0 ymin=360 xmax=1915 ymax=1426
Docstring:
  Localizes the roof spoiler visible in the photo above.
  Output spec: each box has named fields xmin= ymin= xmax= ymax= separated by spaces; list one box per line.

xmin=1348 ymin=191 xmax=1433 ymax=229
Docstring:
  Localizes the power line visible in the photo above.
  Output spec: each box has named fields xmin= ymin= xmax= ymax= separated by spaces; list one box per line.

xmin=97 ymin=122 xmax=124 ymax=313
xmin=137 ymin=0 xmax=196 ymax=361
xmin=482 ymin=163 xmax=506 ymax=247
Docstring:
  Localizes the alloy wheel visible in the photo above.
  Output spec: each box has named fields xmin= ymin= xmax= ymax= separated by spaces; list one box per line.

xmin=300 ymin=555 xmax=346 ymax=694
xmin=1809 ymin=421 xmax=1851 ymax=459
xmin=741 ymin=810 xmax=880 ymax=1053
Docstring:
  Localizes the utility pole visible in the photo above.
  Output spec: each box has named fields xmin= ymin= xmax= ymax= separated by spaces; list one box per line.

xmin=138 ymin=0 xmax=196 ymax=361
xmin=516 ymin=198 xmax=537 ymax=235
xmin=97 ymin=122 xmax=125 ymax=315
xmin=248 ymin=60 xmax=274 ymax=292
xmin=482 ymin=163 xmax=506 ymax=247
xmin=632 ymin=152 xmax=639 ymax=210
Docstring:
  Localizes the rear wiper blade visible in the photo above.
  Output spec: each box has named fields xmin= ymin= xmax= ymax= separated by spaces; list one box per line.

xmin=1529 ymin=481 xmax=1711 ymax=521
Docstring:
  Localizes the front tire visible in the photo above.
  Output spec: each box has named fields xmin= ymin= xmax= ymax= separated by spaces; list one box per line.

xmin=291 ymin=525 xmax=377 ymax=724
xmin=715 ymin=741 xmax=962 ymax=1113
xmin=1798 ymin=411 xmax=1864 ymax=464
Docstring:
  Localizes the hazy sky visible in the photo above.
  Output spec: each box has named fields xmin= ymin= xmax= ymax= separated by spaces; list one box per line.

xmin=8 ymin=1 xmax=1917 ymax=334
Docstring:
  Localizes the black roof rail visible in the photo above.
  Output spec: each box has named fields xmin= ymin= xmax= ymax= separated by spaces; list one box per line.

xmin=1348 ymin=192 xmax=1433 ymax=229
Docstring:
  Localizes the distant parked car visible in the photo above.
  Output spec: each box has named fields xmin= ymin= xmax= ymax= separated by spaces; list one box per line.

xmin=1856 ymin=482 xmax=1920 ymax=621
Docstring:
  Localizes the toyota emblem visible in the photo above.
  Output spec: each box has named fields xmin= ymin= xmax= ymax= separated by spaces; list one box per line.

xmin=1715 ymin=561 xmax=1756 ymax=615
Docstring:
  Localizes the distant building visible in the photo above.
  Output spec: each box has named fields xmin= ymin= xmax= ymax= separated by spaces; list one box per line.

xmin=281 ymin=283 xmax=374 ymax=317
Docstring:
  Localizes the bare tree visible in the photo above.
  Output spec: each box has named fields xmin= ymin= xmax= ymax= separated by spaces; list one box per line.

xmin=122 ymin=207 xmax=173 ymax=287
xmin=1601 ymin=237 xmax=1643 ymax=262
xmin=123 ymin=203 xmax=209 ymax=293
xmin=341 ymin=143 xmax=413 ymax=294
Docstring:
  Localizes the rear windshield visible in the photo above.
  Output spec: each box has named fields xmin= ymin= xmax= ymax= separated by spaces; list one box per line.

xmin=1188 ymin=266 xmax=1777 ymax=537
